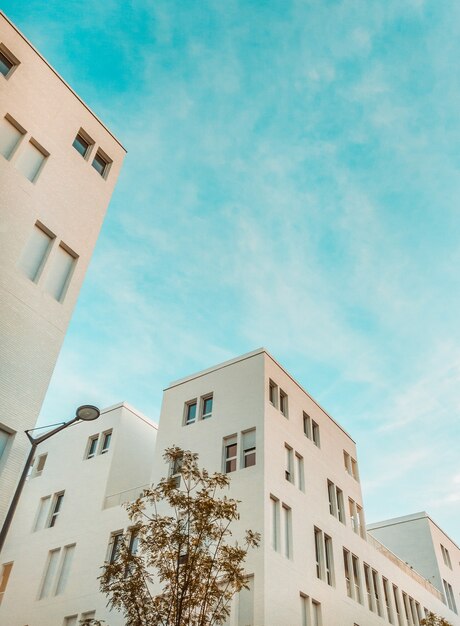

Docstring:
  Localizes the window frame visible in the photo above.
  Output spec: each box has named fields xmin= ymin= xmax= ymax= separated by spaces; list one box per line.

xmin=91 ymin=148 xmax=112 ymax=179
xmin=47 ymin=491 xmax=65 ymax=528
xmin=184 ymin=399 xmax=197 ymax=426
xmin=86 ymin=435 xmax=99 ymax=459
xmin=269 ymin=379 xmax=278 ymax=408
xmin=201 ymin=394 xmax=213 ymax=420
xmin=100 ymin=430 xmax=112 ymax=454
xmin=279 ymin=388 xmax=288 ymax=417
xmin=72 ymin=128 xmax=94 ymax=160
xmin=223 ymin=436 xmax=237 ymax=473
xmin=0 ymin=44 xmax=20 ymax=79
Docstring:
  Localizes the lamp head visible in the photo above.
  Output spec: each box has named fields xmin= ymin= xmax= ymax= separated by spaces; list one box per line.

xmin=76 ymin=405 xmax=100 ymax=421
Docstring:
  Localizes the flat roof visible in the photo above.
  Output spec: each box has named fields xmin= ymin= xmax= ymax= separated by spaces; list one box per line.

xmin=166 ymin=347 xmax=355 ymax=444
xmin=0 ymin=11 xmax=126 ymax=152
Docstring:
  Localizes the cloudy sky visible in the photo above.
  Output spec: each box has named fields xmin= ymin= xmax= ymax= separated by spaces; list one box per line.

xmin=6 ymin=0 xmax=460 ymax=540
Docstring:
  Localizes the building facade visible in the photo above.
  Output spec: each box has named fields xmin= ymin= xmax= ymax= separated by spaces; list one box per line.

xmin=0 ymin=11 xmax=126 ymax=524
xmin=0 ymin=349 xmax=458 ymax=625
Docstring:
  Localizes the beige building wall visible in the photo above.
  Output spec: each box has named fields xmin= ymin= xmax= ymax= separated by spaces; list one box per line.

xmin=0 ymin=11 xmax=126 ymax=524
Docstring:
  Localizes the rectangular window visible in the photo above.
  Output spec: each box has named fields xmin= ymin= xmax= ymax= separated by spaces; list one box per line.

xmin=34 ymin=453 xmax=47 ymax=476
xmin=86 ymin=435 xmax=99 ymax=459
xmin=343 ymin=549 xmax=352 ymax=598
xmin=81 ymin=611 xmax=96 ymax=622
xmin=72 ymin=130 xmax=93 ymax=158
xmin=363 ymin=564 xmax=373 ymax=611
xmin=383 ymin=577 xmax=394 ymax=624
xmin=352 ymin=554 xmax=362 ymax=604
xmin=44 ymin=243 xmax=77 ymax=302
xmin=269 ymin=380 xmax=278 ymax=407
xmin=372 ymin=569 xmax=382 ymax=616
xmin=270 ymin=496 xmax=280 ymax=551
xmin=324 ymin=534 xmax=334 ymax=586
xmin=48 ymin=492 xmax=64 ymax=528
xmin=0 ymin=44 xmax=19 ymax=78
xmin=109 ymin=532 xmax=124 ymax=564
xmin=185 ymin=400 xmax=197 ymax=425
xmin=296 ymin=453 xmax=305 ymax=491
xmin=443 ymin=579 xmax=457 ymax=613
xmin=39 ymin=548 xmax=60 ymax=599
xmin=393 ymin=585 xmax=403 ymax=626
xmin=312 ymin=600 xmax=321 ymax=626
xmin=101 ymin=431 xmax=112 ymax=454
xmin=409 ymin=596 xmax=418 ymax=625
xmin=327 ymin=480 xmax=336 ymax=516
xmin=55 ymin=544 xmax=75 ymax=595
xmin=92 ymin=149 xmax=111 ymax=178
xmin=224 ymin=436 xmax=237 ymax=473
xmin=312 ymin=420 xmax=320 ymax=447
xmin=314 ymin=527 xmax=323 ymax=579
xmin=303 ymin=412 xmax=312 ymax=438
xmin=441 ymin=544 xmax=453 ymax=569
xmin=343 ymin=450 xmax=351 ymax=474
xmin=300 ymin=593 xmax=309 ymax=626
xmin=170 ymin=452 xmax=183 ymax=477
xmin=279 ymin=389 xmax=288 ymax=417
xmin=64 ymin=616 xmax=78 ymax=626
xmin=0 ymin=562 xmax=13 ymax=605
xmin=34 ymin=495 xmax=51 ymax=531
xmin=237 ymin=574 xmax=254 ymax=626
xmin=283 ymin=504 xmax=292 ymax=559
xmin=18 ymin=223 xmax=54 ymax=283
xmin=356 ymin=504 xmax=365 ymax=538
xmin=402 ymin=592 xmax=411 ymax=623
xmin=242 ymin=429 xmax=256 ymax=468
xmin=285 ymin=444 xmax=294 ymax=483
xmin=336 ymin=488 xmax=345 ymax=524
xmin=0 ymin=115 xmax=24 ymax=159
xmin=15 ymin=138 xmax=48 ymax=182
xmin=351 ymin=457 xmax=359 ymax=481
xmin=201 ymin=394 xmax=213 ymax=419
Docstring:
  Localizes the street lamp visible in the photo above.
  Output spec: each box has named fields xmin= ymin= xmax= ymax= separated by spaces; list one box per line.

xmin=0 ymin=404 xmax=100 ymax=553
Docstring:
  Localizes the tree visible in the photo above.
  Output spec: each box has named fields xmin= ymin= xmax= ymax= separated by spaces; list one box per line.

xmin=421 ymin=612 xmax=453 ymax=626
xmin=90 ymin=447 xmax=260 ymax=626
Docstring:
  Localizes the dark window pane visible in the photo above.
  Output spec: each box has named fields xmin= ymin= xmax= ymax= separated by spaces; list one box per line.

xmin=72 ymin=133 xmax=89 ymax=157
xmin=0 ymin=52 xmax=13 ymax=77
xmin=92 ymin=152 xmax=108 ymax=176
xmin=88 ymin=437 xmax=98 ymax=457
xmin=102 ymin=432 xmax=112 ymax=452
xmin=203 ymin=397 xmax=213 ymax=416
xmin=186 ymin=403 xmax=196 ymax=423
xmin=245 ymin=451 xmax=256 ymax=467
xmin=225 ymin=458 xmax=236 ymax=473
xmin=226 ymin=444 xmax=237 ymax=457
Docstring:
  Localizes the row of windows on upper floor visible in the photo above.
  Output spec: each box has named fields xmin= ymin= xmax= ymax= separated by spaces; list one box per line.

xmin=269 ymin=496 xmax=449 ymax=625
xmin=0 ymin=113 xmax=112 ymax=183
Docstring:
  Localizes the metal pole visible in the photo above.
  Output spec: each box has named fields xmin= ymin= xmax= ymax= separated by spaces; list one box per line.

xmin=0 ymin=416 xmax=79 ymax=554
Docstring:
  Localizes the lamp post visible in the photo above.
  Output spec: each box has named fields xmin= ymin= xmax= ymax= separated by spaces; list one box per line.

xmin=0 ymin=404 xmax=100 ymax=553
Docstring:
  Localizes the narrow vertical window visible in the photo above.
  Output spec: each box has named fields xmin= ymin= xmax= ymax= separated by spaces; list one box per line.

xmin=351 ymin=457 xmax=359 ymax=480
xmin=352 ymin=555 xmax=362 ymax=603
xmin=242 ymin=429 xmax=256 ymax=468
xmin=44 ymin=243 xmax=77 ymax=302
xmin=270 ymin=496 xmax=280 ymax=551
xmin=372 ymin=569 xmax=382 ymax=617
xmin=349 ymin=498 xmax=358 ymax=534
xmin=269 ymin=380 xmax=278 ymax=407
xmin=109 ymin=532 xmax=124 ymax=563
xmin=393 ymin=585 xmax=403 ymax=626
xmin=283 ymin=504 xmax=292 ymax=559
xmin=409 ymin=596 xmax=418 ymax=625
xmin=0 ymin=115 xmax=24 ymax=159
xmin=15 ymin=139 xmax=48 ymax=182
xmin=237 ymin=574 xmax=254 ymax=626
xmin=285 ymin=444 xmax=294 ymax=483
xmin=327 ymin=480 xmax=336 ymax=516
xmin=382 ymin=577 xmax=394 ymax=624
xmin=296 ymin=453 xmax=305 ymax=491
xmin=303 ymin=412 xmax=311 ymax=439
xmin=443 ymin=579 xmax=457 ymax=613
xmin=0 ymin=50 xmax=13 ymax=77
xmin=101 ymin=431 xmax=112 ymax=454
xmin=314 ymin=527 xmax=323 ymax=579
xmin=0 ymin=428 xmax=11 ymax=462
xmin=184 ymin=400 xmax=197 ymax=425
xmin=441 ymin=544 xmax=453 ymax=569
xmin=0 ymin=562 xmax=13 ymax=605
xmin=224 ymin=436 xmax=237 ymax=473
xmin=279 ymin=389 xmax=288 ymax=417
xmin=201 ymin=394 xmax=213 ymax=419
xmin=39 ymin=548 xmax=61 ymax=599
xmin=18 ymin=223 xmax=54 ymax=283
xmin=34 ymin=453 xmax=47 ymax=476
xmin=356 ymin=504 xmax=365 ymax=538
xmin=402 ymin=592 xmax=411 ymax=624
xmin=48 ymin=492 xmax=64 ymax=528
xmin=300 ymin=593 xmax=309 ymax=626
xmin=312 ymin=600 xmax=321 ymax=626
xmin=363 ymin=564 xmax=373 ymax=611
xmin=33 ymin=495 xmax=51 ymax=531
xmin=336 ymin=488 xmax=345 ymax=524
xmin=343 ymin=549 xmax=352 ymax=598
xmin=312 ymin=420 xmax=320 ymax=447
xmin=343 ymin=450 xmax=351 ymax=474
xmin=324 ymin=534 xmax=334 ymax=586
xmin=86 ymin=435 xmax=99 ymax=459
xmin=55 ymin=544 xmax=75 ymax=595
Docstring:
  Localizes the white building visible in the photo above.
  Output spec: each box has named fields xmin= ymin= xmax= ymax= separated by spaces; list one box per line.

xmin=0 ymin=11 xmax=126 ymax=524
xmin=0 ymin=349 xmax=458 ymax=626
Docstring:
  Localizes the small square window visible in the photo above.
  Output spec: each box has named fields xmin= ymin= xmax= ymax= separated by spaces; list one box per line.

xmin=34 ymin=453 xmax=47 ymax=476
xmin=201 ymin=395 xmax=213 ymax=419
xmin=0 ymin=44 xmax=19 ymax=79
xmin=72 ymin=132 xmax=91 ymax=158
xmin=92 ymin=150 xmax=111 ymax=178
xmin=185 ymin=400 xmax=197 ymax=425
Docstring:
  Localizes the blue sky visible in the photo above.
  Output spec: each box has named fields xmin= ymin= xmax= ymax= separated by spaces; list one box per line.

xmin=6 ymin=0 xmax=460 ymax=540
